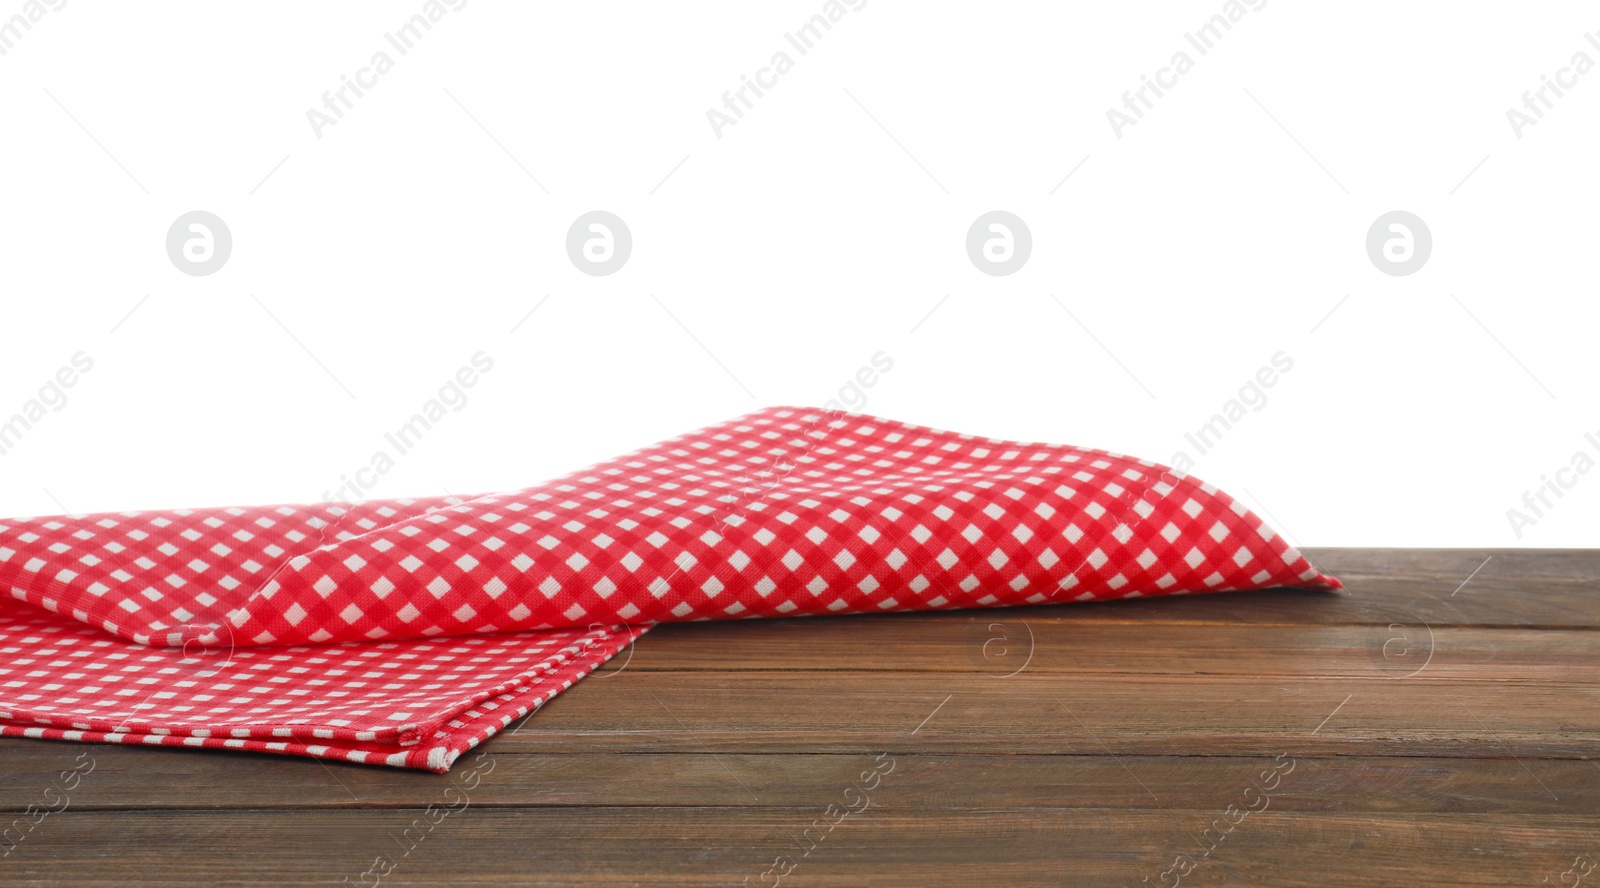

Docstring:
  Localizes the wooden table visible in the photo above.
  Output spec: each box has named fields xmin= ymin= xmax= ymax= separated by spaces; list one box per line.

xmin=3 ymin=548 xmax=1597 ymax=886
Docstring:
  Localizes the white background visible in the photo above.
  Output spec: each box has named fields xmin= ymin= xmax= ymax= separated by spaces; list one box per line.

xmin=1 ymin=1 xmax=1595 ymax=548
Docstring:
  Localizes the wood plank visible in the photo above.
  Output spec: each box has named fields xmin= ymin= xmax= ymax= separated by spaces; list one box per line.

xmin=3 ymin=747 xmax=1596 ymax=815
xmin=1313 ymin=548 xmax=1600 ymax=587
xmin=4 ymin=807 xmax=1598 ymax=887
xmin=1309 ymin=548 xmax=1600 ymax=627
xmin=488 ymin=671 xmax=1600 ymax=758
xmin=594 ymin=619 xmax=1600 ymax=680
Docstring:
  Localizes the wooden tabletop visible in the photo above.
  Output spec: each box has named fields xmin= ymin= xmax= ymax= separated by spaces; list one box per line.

xmin=2 ymin=548 xmax=1598 ymax=886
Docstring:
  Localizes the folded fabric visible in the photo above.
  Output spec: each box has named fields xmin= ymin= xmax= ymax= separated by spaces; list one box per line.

xmin=0 ymin=407 xmax=1339 ymax=771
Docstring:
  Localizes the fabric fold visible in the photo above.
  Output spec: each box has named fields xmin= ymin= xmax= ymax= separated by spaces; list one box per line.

xmin=0 ymin=407 xmax=1339 ymax=771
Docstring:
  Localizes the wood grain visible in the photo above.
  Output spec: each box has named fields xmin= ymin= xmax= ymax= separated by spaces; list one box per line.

xmin=592 ymin=621 xmax=1600 ymax=679
xmin=5 ymin=809 xmax=1599 ymax=887
xmin=3 ymin=750 xmax=1594 ymax=814
xmin=1 ymin=548 xmax=1597 ymax=886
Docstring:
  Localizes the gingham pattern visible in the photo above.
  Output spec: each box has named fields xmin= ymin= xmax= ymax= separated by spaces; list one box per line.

xmin=0 ymin=596 xmax=645 ymax=772
xmin=0 ymin=407 xmax=1339 ymax=770
xmin=0 ymin=494 xmax=461 ymax=648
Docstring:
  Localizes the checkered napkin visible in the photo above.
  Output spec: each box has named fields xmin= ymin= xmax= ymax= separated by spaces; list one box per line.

xmin=0 ymin=407 xmax=1339 ymax=771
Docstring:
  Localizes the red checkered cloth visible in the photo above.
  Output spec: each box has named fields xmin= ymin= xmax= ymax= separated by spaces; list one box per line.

xmin=0 ymin=407 xmax=1339 ymax=771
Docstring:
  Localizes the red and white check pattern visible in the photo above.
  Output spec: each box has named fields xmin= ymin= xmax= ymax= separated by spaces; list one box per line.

xmin=0 ymin=407 xmax=1339 ymax=770
xmin=0 ymin=597 xmax=643 ymax=771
